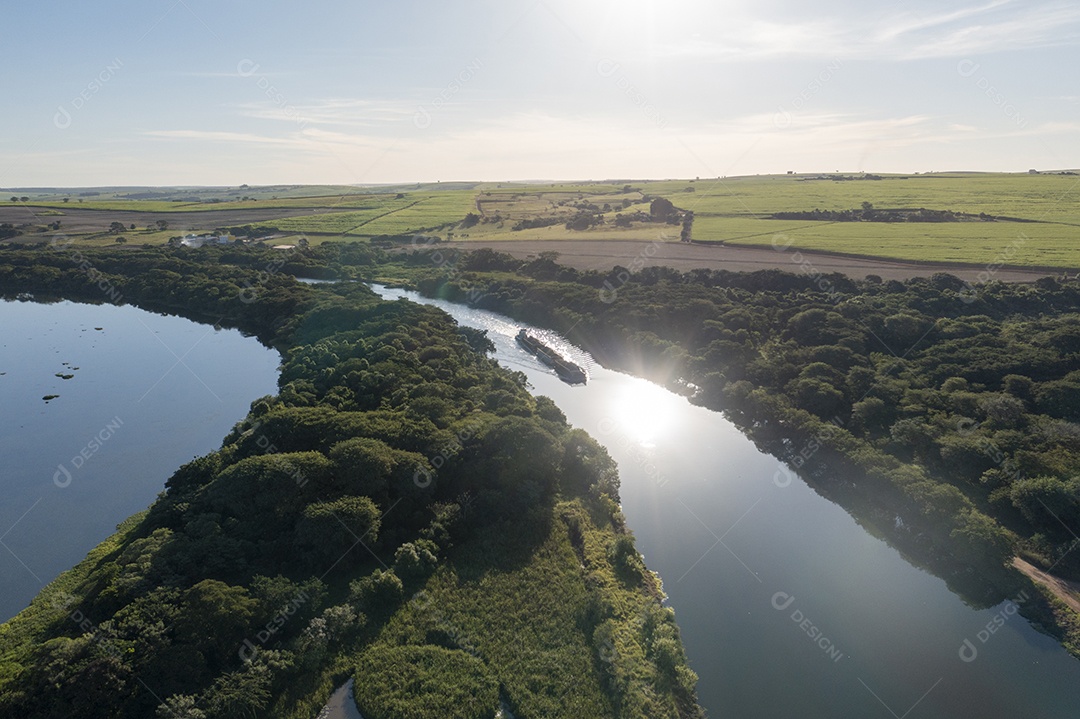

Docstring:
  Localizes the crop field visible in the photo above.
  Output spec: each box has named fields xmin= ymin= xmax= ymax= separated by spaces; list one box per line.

xmin=346 ymin=191 xmax=478 ymax=237
xmin=641 ymin=174 xmax=1080 ymax=221
xmin=272 ymin=197 xmax=417 ymax=235
xmin=3 ymin=173 xmax=1077 ymax=267
xmin=691 ymin=216 xmax=1077 ymax=267
xmin=270 ymin=209 xmax=391 ymax=235
xmin=666 ymin=173 xmax=1080 ymax=267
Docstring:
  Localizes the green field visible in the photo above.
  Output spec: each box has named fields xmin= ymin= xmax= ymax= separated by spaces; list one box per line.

xmin=690 ymin=216 xmax=1077 ymax=267
xmin=677 ymin=173 xmax=1079 ymax=267
xmin=270 ymin=191 xmax=477 ymax=238
xmin=347 ymin=191 xmax=478 ymax=237
xmin=652 ymin=173 xmax=1080 ymax=221
xmin=5 ymin=173 xmax=1079 ymax=267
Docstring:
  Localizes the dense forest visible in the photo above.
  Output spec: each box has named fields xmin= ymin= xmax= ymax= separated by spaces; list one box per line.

xmin=0 ymin=245 xmax=703 ymax=719
xmin=373 ymin=245 xmax=1080 ymax=656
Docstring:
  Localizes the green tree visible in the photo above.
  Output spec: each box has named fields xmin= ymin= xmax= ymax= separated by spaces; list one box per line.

xmin=156 ymin=695 xmax=206 ymax=719
xmin=1010 ymin=476 xmax=1080 ymax=530
xmin=950 ymin=510 xmax=1015 ymax=566
xmin=790 ymin=378 xmax=847 ymax=418
xmin=328 ymin=437 xmax=400 ymax=498
xmin=880 ymin=313 xmax=933 ymax=351
xmin=174 ymin=580 xmax=258 ymax=665
xmin=391 ymin=539 xmax=438 ymax=582
xmin=1036 ymin=379 xmax=1080 ymax=420
xmin=349 ymin=569 xmax=403 ymax=617
xmin=204 ymin=666 xmax=271 ymax=719
xmin=295 ymin=496 xmax=381 ymax=569
xmin=851 ymin=397 xmax=892 ymax=432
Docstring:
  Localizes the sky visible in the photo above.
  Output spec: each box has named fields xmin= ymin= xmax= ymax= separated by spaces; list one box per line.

xmin=2 ymin=0 xmax=1078 ymax=187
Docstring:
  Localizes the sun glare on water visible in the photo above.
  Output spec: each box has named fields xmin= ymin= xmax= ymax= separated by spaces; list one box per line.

xmin=607 ymin=380 xmax=678 ymax=447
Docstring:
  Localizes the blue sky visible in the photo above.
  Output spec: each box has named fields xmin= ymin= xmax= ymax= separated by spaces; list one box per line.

xmin=2 ymin=0 xmax=1078 ymax=186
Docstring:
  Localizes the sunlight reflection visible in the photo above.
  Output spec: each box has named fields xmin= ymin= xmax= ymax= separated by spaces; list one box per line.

xmin=609 ymin=380 xmax=677 ymax=446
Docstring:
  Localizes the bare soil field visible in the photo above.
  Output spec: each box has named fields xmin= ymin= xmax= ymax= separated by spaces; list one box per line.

xmin=430 ymin=239 xmax=1067 ymax=282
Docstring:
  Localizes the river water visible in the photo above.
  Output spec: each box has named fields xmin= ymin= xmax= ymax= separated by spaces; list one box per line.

xmin=0 ymin=299 xmax=280 ymax=621
xmin=372 ymin=285 xmax=1080 ymax=719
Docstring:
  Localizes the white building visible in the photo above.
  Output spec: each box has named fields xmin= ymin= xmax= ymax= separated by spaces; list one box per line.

xmin=180 ymin=233 xmax=232 ymax=247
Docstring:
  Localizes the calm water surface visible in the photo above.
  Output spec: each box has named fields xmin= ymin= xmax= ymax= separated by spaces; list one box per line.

xmin=373 ymin=284 xmax=1080 ymax=719
xmin=0 ymin=299 xmax=280 ymax=621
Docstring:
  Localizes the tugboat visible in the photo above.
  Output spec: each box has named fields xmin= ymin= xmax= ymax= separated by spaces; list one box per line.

xmin=516 ymin=329 xmax=588 ymax=384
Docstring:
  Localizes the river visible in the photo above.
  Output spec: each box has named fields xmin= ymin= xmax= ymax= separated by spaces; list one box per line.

xmin=371 ymin=284 xmax=1080 ymax=719
xmin=0 ymin=299 xmax=281 ymax=621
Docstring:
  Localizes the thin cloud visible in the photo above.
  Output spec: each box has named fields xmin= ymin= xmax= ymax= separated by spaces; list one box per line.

xmin=904 ymin=2 xmax=1080 ymax=58
xmin=1031 ymin=121 xmax=1080 ymax=134
xmin=142 ymin=127 xmax=395 ymax=155
xmin=26 ymin=109 xmax=1076 ymax=185
xmin=876 ymin=0 xmax=1014 ymax=41
xmin=169 ymin=70 xmax=298 ymax=78
xmin=655 ymin=1 xmax=1080 ymax=61
xmin=231 ymin=99 xmax=418 ymax=127
xmin=143 ymin=130 xmax=304 ymax=146
xmin=143 ymin=110 xmax=1068 ymax=162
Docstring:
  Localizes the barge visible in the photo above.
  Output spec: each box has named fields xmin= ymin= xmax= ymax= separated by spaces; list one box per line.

xmin=515 ymin=329 xmax=588 ymax=384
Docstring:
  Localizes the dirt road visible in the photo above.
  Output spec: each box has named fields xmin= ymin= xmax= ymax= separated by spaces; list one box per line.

xmin=317 ymin=679 xmax=363 ymax=719
xmin=432 ymin=239 xmax=1066 ymax=282
xmin=1013 ymin=557 xmax=1080 ymax=614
